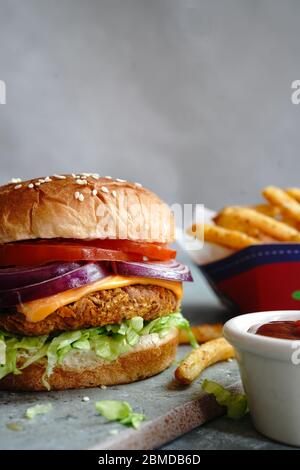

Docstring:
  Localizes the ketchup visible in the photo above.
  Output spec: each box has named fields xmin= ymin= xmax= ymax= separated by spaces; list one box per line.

xmin=255 ymin=320 xmax=300 ymax=340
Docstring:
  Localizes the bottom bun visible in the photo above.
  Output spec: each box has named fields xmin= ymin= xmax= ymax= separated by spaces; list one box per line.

xmin=0 ymin=329 xmax=178 ymax=391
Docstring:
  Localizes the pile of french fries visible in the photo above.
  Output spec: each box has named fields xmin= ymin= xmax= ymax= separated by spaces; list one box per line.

xmin=176 ymin=185 xmax=300 ymax=385
xmin=188 ymin=186 xmax=300 ymax=250
xmin=175 ymin=324 xmax=235 ymax=385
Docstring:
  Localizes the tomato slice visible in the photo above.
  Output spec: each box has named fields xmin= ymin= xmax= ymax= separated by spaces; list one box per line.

xmin=65 ymin=239 xmax=176 ymax=261
xmin=0 ymin=239 xmax=176 ymax=267
xmin=0 ymin=244 xmax=144 ymax=267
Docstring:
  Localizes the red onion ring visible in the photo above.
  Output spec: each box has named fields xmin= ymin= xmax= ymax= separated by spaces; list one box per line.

xmin=114 ymin=259 xmax=193 ymax=282
xmin=0 ymin=263 xmax=110 ymax=308
xmin=0 ymin=262 xmax=82 ymax=289
xmin=0 ymin=259 xmax=192 ymax=309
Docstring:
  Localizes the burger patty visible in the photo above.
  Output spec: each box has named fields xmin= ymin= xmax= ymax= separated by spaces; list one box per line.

xmin=0 ymin=285 xmax=179 ymax=336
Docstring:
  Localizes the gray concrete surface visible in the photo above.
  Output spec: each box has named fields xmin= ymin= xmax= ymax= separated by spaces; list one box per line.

xmin=162 ymin=415 xmax=294 ymax=450
xmin=1 ymin=1 xmax=300 ymax=207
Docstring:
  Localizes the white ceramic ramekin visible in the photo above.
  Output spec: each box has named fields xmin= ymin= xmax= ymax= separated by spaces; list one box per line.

xmin=224 ymin=310 xmax=300 ymax=447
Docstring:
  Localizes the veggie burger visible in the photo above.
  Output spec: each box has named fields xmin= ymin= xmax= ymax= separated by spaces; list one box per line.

xmin=0 ymin=174 xmax=193 ymax=391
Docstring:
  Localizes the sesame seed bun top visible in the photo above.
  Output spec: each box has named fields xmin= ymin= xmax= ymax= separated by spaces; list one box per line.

xmin=0 ymin=174 xmax=174 ymax=243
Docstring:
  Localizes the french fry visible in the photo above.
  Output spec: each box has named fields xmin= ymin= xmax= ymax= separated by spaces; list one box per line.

xmin=187 ymin=223 xmax=260 ymax=250
xmin=175 ymin=338 xmax=235 ymax=385
xmin=286 ymin=187 xmax=300 ymax=204
xmin=178 ymin=323 xmax=223 ymax=344
xmin=214 ymin=209 xmax=262 ymax=239
xmin=251 ymin=205 xmax=283 ymax=241
xmin=263 ymin=186 xmax=300 ymax=223
xmin=187 ymin=185 xmax=300 ymax=254
xmin=251 ymin=203 xmax=280 ymax=218
xmin=215 ymin=207 xmax=280 ymax=242
xmin=218 ymin=206 xmax=300 ymax=242
xmin=281 ymin=214 xmax=300 ymax=231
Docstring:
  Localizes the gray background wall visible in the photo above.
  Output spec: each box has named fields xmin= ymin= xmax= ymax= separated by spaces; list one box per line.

xmin=0 ymin=0 xmax=299 ymax=208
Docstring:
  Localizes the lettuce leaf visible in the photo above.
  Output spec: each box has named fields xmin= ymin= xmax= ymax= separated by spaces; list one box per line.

xmin=0 ymin=333 xmax=48 ymax=379
xmin=202 ymin=379 xmax=248 ymax=419
xmin=95 ymin=400 xmax=132 ymax=421
xmin=6 ymin=422 xmax=23 ymax=431
xmin=95 ymin=400 xmax=146 ymax=429
xmin=0 ymin=338 xmax=6 ymax=365
xmin=25 ymin=403 xmax=53 ymax=419
xmin=142 ymin=311 xmax=198 ymax=348
xmin=0 ymin=312 xmax=193 ymax=387
xmin=120 ymin=413 xmax=145 ymax=429
xmin=0 ymin=346 xmax=19 ymax=379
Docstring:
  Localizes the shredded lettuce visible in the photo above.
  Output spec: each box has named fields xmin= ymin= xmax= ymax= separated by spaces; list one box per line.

xmin=0 ymin=338 xmax=6 ymax=365
xmin=0 ymin=333 xmax=49 ymax=380
xmin=202 ymin=379 xmax=248 ymax=419
xmin=25 ymin=403 xmax=53 ymax=419
xmin=6 ymin=422 xmax=23 ymax=431
xmin=120 ymin=412 xmax=145 ymax=429
xmin=0 ymin=312 xmax=193 ymax=388
xmin=95 ymin=400 xmax=132 ymax=421
xmin=95 ymin=400 xmax=146 ymax=429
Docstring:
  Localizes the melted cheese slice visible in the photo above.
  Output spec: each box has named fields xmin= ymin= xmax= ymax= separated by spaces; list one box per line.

xmin=17 ymin=276 xmax=183 ymax=323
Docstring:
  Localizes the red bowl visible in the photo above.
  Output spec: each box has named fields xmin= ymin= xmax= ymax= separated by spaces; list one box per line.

xmin=199 ymin=244 xmax=300 ymax=314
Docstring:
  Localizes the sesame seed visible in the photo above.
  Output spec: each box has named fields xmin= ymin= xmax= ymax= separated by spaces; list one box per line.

xmin=38 ymin=179 xmax=45 ymax=183
xmin=101 ymin=186 xmax=109 ymax=193
xmin=134 ymin=182 xmax=142 ymax=188
xmin=34 ymin=182 xmax=41 ymax=186
xmin=76 ymin=179 xmax=87 ymax=185
xmin=9 ymin=177 xmax=22 ymax=183
xmin=100 ymin=384 xmax=107 ymax=390
xmin=28 ymin=183 xmax=34 ymax=189
xmin=53 ymin=174 xmax=66 ymax=179
xmin=74 ymin=191 xmax=85 ymax=202
xmin=71 ymin=173 xmax=77 ymax=178
xmin=44 ymin=176 xmax=52 ymax=182
xmin=116 ymin=178 xmax=126 ymax=183
xmin=92 ymin=189 xmax=98 ymax=196
xmin=111 ymin=190 xmax=117 ymax=198
xmin=143 ymin=256 xmax=149 ymax=261
xmin=90 ymin=173 xmax=100 ymax=179
xmin=82 ymin=396 xmax=90 ymax=402
xmin=104 ymin=176 xmax=112 ymax=179
xmin=14 ymin=184 xmax=22 ymax=189
xmin=80 ymin=173 xmax=91 ymax=177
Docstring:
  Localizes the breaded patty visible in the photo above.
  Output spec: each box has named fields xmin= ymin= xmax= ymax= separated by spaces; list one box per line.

xmin=0 ymin=285 xmax=178 ymax=336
